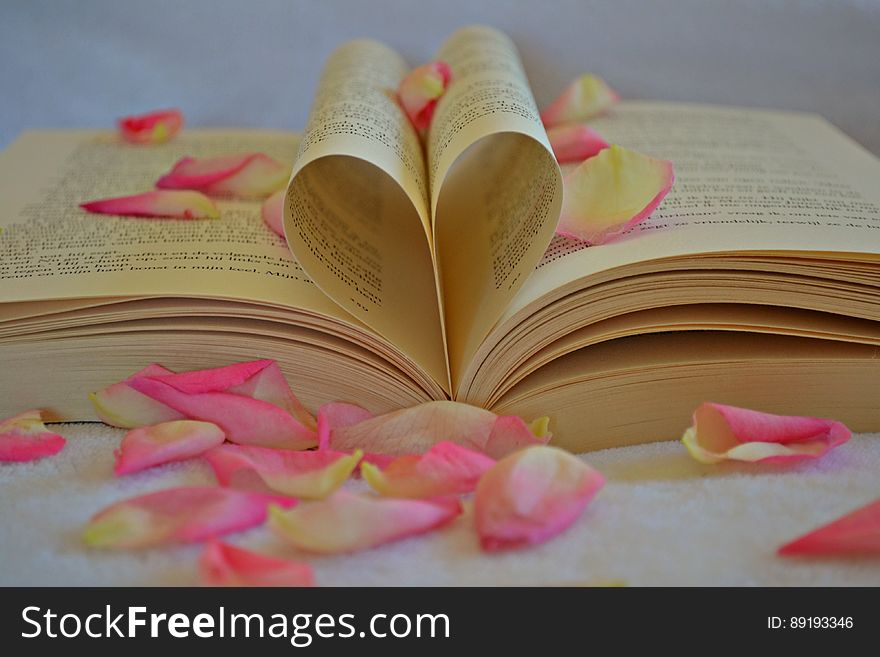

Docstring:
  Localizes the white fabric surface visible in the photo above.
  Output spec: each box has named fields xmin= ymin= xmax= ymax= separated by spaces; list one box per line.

xmin=1 ymin=0 xmax=879 ymax=155
xmin=1 ymin=423 xmax=877 ymax=586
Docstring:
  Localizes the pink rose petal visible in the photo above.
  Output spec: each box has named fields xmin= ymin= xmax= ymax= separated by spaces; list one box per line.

xmin=114 ymin=420 xmax=225 ymax=476
xmin=204 ymin=444 xmax=361 ymax=498
xmin=325 ymin=400 xmax=550 ymax=458
xmin=397 ymin=61 xmax=452 ymax=132
xmin=540 ymin=73 xmax=619 ymax=127
xmin=200 ymin=540 xmax=315 ymax=587
xmin=128 ymin=360 xmax=317 ymax=450
xmin=82 ymin=486 xmax=296 ymax=549
xmin=90 ymin=364 xmax=185 ymax=429
xmin=778 ymin=499 xmax=880 ymax=557
xmin=681 ymin=402 xmax=852 ymax=464
xmin=118 ymin=109 xmax=183 ymax=144
xmin=316 ymin=402 xmax=374 ymax=450
xmin=474 ymin=446 xmax=605 ymax=552
xmin=0 ymin=409 xmax=66 ymax=462
xmin=547 ymin=124 xmax=609 ymax=163
xmin=156 ymin=153 xmax=291 ymax=198
xmin=269 ymin=491 xmax=461 ymax=554
xmin=362 ymin=441 xmax=495 ymax=498
xmin=556 ymin=144 xmax=674 ymax=245
xmin=80 ymin=190 xmax=219 ymax=220
xmin=261 ymin=188 xmax=285 ymax=237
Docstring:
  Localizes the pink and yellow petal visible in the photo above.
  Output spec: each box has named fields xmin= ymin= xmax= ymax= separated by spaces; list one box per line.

xmin=556 ymin=145 xmax=674 ymax=245
xmin=200 ymin=540 xmax=315 ymax=587
xmin=82 ymin=486 xmax=296 ymax=549
xmin=89 ymin=364 xmax=185 ymax=428
xmin=316 ymin=401 xmax=374 ymax=450
xmin=118 ymin=109 xmax=184 ymax=144
xmin=547 ymin=124 xmax=609 ymax=163
xmin=397 ymin=61 xmax=452 ymax=132
xmin=540 ymin=74 xmax=619 ymax=127
xmin=80 ymin=190 xmax=219 ymax=220
xmin=114 ymin=420 xmax=225 ymax=476
xmin=156 ymin=153 xmax=291 ymax=198
xmin=268 ymin=491 xmax=461 ymax=554
xmin=681 ymin=402 xmax=851 ymax=464
xmin=0 ymin=409 xmax=66 ymax=462
xmin=362 ymin=441 xmax=495 ymax=498
xmin=261 ymin=189 xmax=286 ymax=237
xmin=128 ymin=374 xmax=316 ymax=450
xmin=778 ymin=499 xmax=880 ymax=557
xmin=474 ymin=446 xmax=605 ymax=551
xmin=326 ymin=400 xmax=548 ymax=457
xmin=204 ymin=444 xmax=361 ymax=498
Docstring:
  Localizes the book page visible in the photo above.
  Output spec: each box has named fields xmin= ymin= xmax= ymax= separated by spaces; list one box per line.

xmin=428 ymin=26 xmax=562 ymax=390
xmin=283 ymin=40 xmax=448 ymax=390
xmin=0 ymin=130 xmax=348 ymax=323
xmin=504 ymin=102 xmax=880 ymax=321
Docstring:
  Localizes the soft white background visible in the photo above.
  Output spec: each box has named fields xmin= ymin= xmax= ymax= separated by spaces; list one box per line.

xmin=2 ymin=0 xmax=879 ymax=153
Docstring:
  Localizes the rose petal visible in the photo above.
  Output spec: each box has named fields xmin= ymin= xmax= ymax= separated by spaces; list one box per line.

xmin=316 ymin=401 xmax=375 ymax=450
xmin=156 ymin=153 xmax=291 ymax=198
xmin=778 ymin=499 xmax=880 ymax=557
xmin=200 ymin=540 xmax=315 ymax=587
xmin=547 ymin=124 xmax=609 ymax=163
xmin=0 ymin=409 xmax=66 ymax=462
xmin=269 ymin=491 xmax=461 ymax=554
xmin=118 ymin=109 xmax=183 ymax=144
xmin=90 ymin=364 xmax=185 ymax=428
xmin=82 ymin=486 xmax=296 ymax=549
xmin=261 ymin=188 xmax=285 ymax=237
xmin=556 ymin=144 xmax=674 ymax=245
xmin=362 ymin=441 xmax=495 ymax=498
xmin=80 ymin=190 xmax=219 ymax=220
xmin=128 ymin=361 xmax=317 ymax=450
xmin=156 ymin=359 xmax=316 ymax=431
xmin=114 ymin=420 xmax=225 ymax=476
xmin=681 ymin=402 xmax=852 ymax=464
xmin=205 ymin=444 xmax=361 ymax=499
xmin=474 ymin=445 xmax=605 ymax=551
xmin=325 ymin=400 xmax=549 ymax=458
xmin=540 ymin=74 xmax=619 ymax=127
xmin=397 ymin=61 xmax=452 ymax=132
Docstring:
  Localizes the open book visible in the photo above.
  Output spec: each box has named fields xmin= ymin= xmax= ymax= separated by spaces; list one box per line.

xmin=2 ymin=25 xmax=879 ymax=451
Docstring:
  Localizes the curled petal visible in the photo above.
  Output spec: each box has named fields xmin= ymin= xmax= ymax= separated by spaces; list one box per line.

xmin=778 ymin=499 xmax=880 ymax=557
xmin=90 ymin=364 xmax=184 ymax=429
xmin=118 ymin=109 xmax=183 ymax=144
xmin=129 ymin=377 xmax=315 ymax=450
xmin=540 ymin=73 xmax=619 ymax=127
xmin=157 ymin=359 xmax=316 ymax=431
xmin=80 ymin=190 xmax=219 ymax=220
xmin=326 ymin=400 xmax=549 ymax=458
xmin=205 ymin=444 xmax=361 ymax=498
xmin=82 ymin=486 xmax=296 ymax=549
xmin=556 ymin=145 xmax=674 ymax=245
xmin=200 ymin=540 xmax=315 ymax=587
xmin=681 ymin=402 xmax=852 ymax=464
xmin=397 ymin=61 xmax=452 ymax=132
xmin=362 ymin=441 xmax=495 ymax=498
xmin=114 ymin=420 xmax=225 ymax=476
xmin=0 ymin=409 xmax=65 ymax=462
xmin=475 ymin=446 xmax=605 ymax=551
xmin=316 ymin=401 xmax=374 ymax=450
xmin=156 ymin=153 xmax=291 ymax=198
xmin=261 ymin=188 xmax=286 ymax=237
xmin=269 ymin=491 xmax=461 ymax=554
xmin=547 ymin=124 xmax=609 ymax=163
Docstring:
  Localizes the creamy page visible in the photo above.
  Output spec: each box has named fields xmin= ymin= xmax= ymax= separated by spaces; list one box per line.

xmin=429 ymin=26 xmax=562 ymax=388
xmin=283 ymin=40 xmax=448 ymax=389
xmin=0 ymin=130 xmax=348 ymax=322
xmin=506 ymin=102 xmax=880 ymax=320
